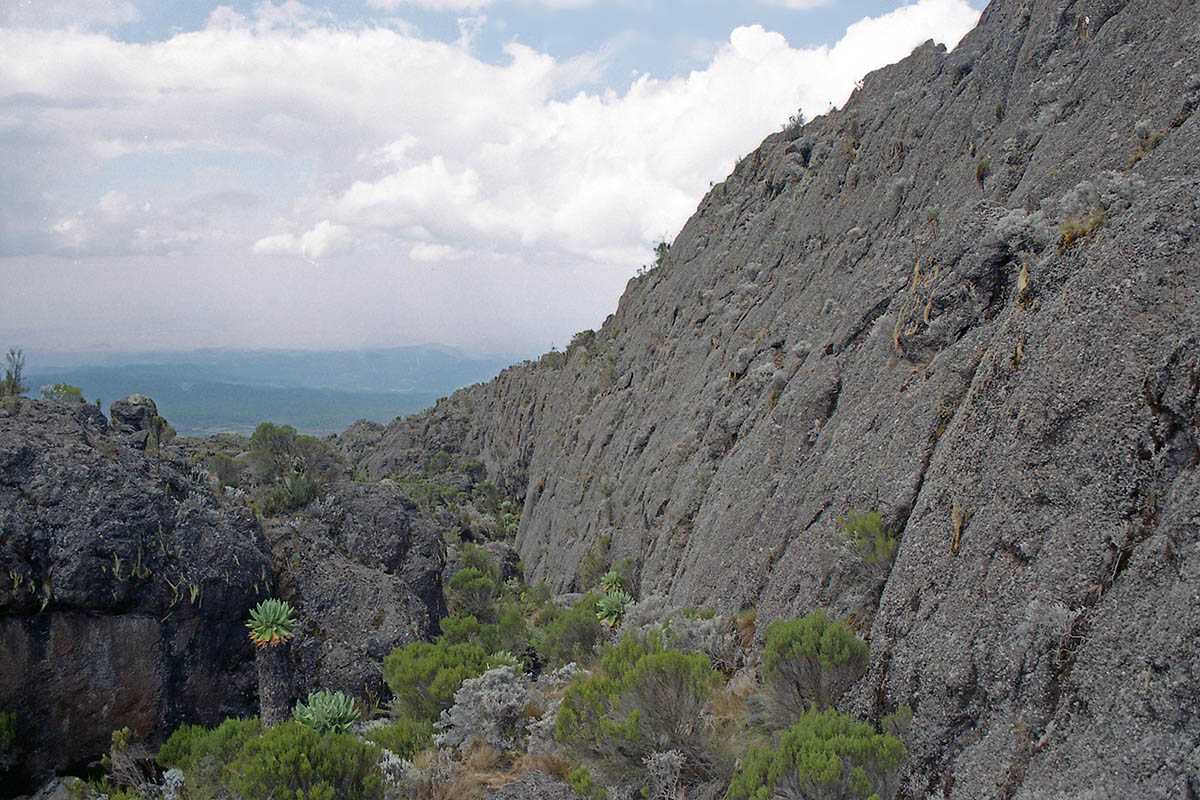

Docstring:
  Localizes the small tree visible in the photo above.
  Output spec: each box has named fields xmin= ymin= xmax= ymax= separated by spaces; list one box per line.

xmin=247 ymin=598 xmax=298 ymax=726
xmin=726 ymin=709 xmax=905 ymax=800
xmin=753 ymin=611 xmax=869 ymax=731
xmin=1 ymin=349 xmax=26 ymax=397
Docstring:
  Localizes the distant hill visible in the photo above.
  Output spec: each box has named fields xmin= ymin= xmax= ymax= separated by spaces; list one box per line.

xmin=25 ymin=345 xmax=525 ymax=436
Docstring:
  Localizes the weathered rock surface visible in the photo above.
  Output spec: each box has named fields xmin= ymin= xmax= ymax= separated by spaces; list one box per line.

xmin=483 ymin=772 xmax=581 ymax=800
xmin=0 ymin=398 xmax=272 ymax=791
xmin=0 ymin=400 xmax=448 ymax=794
xmin=107 ymin=394 xmax=159 ymax=449
xmin=350 ymin=0 xmax=1200 ymax=796
xmin=264 ymin=480 xmax=446 ymax=699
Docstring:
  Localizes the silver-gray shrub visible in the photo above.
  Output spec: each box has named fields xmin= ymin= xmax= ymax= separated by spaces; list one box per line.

xmin=644 ymin=750 xmax=685 ymax=800
xmin=620 ymin=597 xmax=736 ymax=672
xmin=525 ymin=663 xmax=581 ymax=755
xmin=433 ymin=665 xmax=529 ymax=753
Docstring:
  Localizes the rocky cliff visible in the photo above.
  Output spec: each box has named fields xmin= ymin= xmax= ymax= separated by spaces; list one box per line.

xmin=0 ymin=399 xmax=445 ymax=793
xmin=346 ymin=0 xmax=1200 ymax=796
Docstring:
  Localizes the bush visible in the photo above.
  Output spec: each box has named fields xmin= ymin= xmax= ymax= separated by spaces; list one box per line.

xmin=535 ymin=594 xmax=604 ymax=668
xmin=840 ymin=511 xmax=897 ymax=568
xmin=363 ymin=717 xmax=433 ymax=760
xmin=158 ymin=717 xmax=262 ymax=799
xmin=1 ymin=349 xmax=26 ymax=397
xmin=207 ymin=453 xmax=244 ymax=488
xmin=439 ymin=613 xmax=499 ymax=650
xmin=557 ymin=636 xmax=725 ymax=791
xmin=40 ymin=383 xmax=83 ymax=403
xmin=434 ymin=665 xmax=530 ymax=753
xmin=617 ymin=650 xmax=724 ymax=782
xmin=293 ymin=690 xmax=361 ymax=735
xmin=725 ymin=710 xmax=905 ymax=800
xmin=755 ymin=611 xmax=869 ymax=731
xmin=447 ymin=567 xmax=497 ymax=621
xmin=224 ymin=721 xmax=383 ymax=800
xmin=246 ymin=421 xmax=340 ymax=513
xmin=383 ymin=641 xmax=500 ymax=723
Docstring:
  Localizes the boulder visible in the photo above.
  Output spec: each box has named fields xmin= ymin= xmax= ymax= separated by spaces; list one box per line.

xmin=484 ymin=772 xmax=581 ymax=800
xmin=0 ymin=399 xmax=274 ymax=791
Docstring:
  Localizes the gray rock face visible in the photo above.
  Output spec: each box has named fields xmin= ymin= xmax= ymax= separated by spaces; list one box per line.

xmin=0 ymin=399 xmax=273 ymax=789
xmin=108 ymin=394 xmax=158 ymax=448
xmin=352 ymin=0 xmax=1200 ymax=796
xmin=0 ymin=398 xmax=449 ymax=792
xmin=263 ymin=480 xmax=446 ymax=701
xmin=483 ymin=772 xmax=581 ymax=800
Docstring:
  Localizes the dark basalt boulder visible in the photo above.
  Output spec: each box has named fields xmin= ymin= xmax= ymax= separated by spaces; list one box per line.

xmin=0 ymin=399 xmax=273 ymax=793
xmin=0 ymin=400 xmax=450 ymax=793
xmin=265 ymin=480 xmax=447 ymax=700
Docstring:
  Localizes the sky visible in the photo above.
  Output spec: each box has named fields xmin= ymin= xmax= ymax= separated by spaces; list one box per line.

xmin=0 ymin=0 xmax=983 ymax=356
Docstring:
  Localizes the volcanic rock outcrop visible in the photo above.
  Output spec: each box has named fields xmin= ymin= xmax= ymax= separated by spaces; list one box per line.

xmin=346 ymin=0 xmax=1200 ymax=796
xmin=0 ymin=399 xmax=446 ymax=792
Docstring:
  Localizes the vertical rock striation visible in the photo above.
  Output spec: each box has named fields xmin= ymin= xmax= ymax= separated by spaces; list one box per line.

xmin=349 ymin=0 xmax=1200 ymax=795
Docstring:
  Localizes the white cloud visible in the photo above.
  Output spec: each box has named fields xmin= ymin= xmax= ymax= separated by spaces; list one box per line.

xmin=252 ymin=220 xmax=353 ymax=260
xmin=0 ymin=0 xmax=981 ymax=350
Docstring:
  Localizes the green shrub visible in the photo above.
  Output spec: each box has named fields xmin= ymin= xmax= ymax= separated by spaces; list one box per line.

xmin=535 ymin=594 xmax=604 ymax=668
xmin=158 ymin=717 xmax=262 ymax=799
xmin=457 ymin=542 xmax=499 ymax=579
xmin=558 ymin=635 xmax=725 ymax=790
xmin=840 ymin=510 xmax=897 ymax=567
xmin=568 ymin=766 xmax=605 ymax=799
xmin=496 ymin=602 xmax=532 ymax=655
xmin=258 ymin=473 xmax=319 ymax=514
xmin=382 ymin=641 xmax=498 ymax=723
xmin=363 ymin=717 xmax=433 ymax=760
xmin=439 ymin=613 xmax=499 ymax=650
xmin=474 ymin=480 xmax=502 ymax=514
xmin=158 ymin=717 xmax=262 ymax=771
xmin=598 ymin=629 xmax=663 ymax=682
xmin=756 ymin=611 xmax=869 ymax=730
xmin=725 ymin=710 xmax=905 ymax=800
xmin=246 ymin=421 xmax=340 ymax=513
xmin=1 ymin=349 xmax=26 ymax=397
xmin=447 ymin=567 xmax=498 ymax=621
xmin=40 ymin=383 xmax=83 ymax=403
xmin=460 ymin=458 xmax=487 ymax=482
xmin=440 ymin=602 xmax=530 ymax=663
xmin=224 ymin=721 xmax=383 ymax=800
xmin=207 ymin=452 xmax=244 ymax=488
xmin=293 ymin=690 xmax=360 ymax=735
xmin=555 ymin=674 xmax=624 ymax=760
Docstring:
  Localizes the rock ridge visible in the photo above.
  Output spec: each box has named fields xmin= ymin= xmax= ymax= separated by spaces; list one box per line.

xmin=348 ymin=0 xmax=1200 ymax=796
